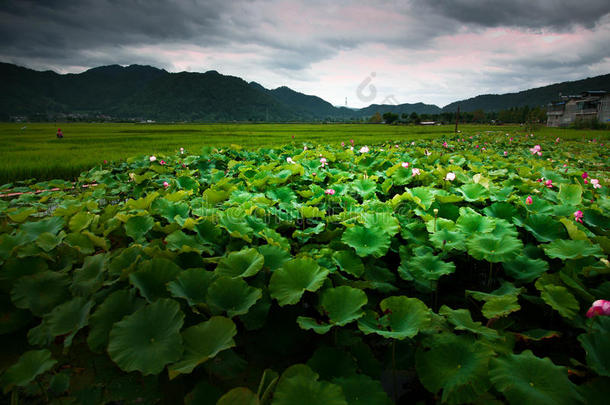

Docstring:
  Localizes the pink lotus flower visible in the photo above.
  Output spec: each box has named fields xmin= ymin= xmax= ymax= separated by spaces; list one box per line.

xmin=359 ymin=146 xmax=369 ymax=153
xmin=159 ymin=160 xmax=166 ymax=165
xmin=180 ymin=147 xmax=184 ymax=154
xmin=530 ymin=145 xmax=541 ymax=155
xmin=526 ymin=196 xmax=533 ymax=205
xmin=445 ymin=172 xmax=456 ymax=181
xmin=350 ymin=139 xmax=354 ymax=145
xmin=545 ymin=179 xmax=553 ymax=188
xmin=586 ymin=300 xmax=610 ymax=318
xmin=103 ymin=160 xmax=108 ymax=164
xmin=324 ymin=188 xmax=335 ymax=195
xmin=320 ymin=157 xmax=327 ymax=164
xmin=163 ymin=181 xmax=169 ymax=188
xmin=412 ymin=168 xmax=421 ymax=176
xmin=582 ymin=172 xmax=588 ymax=179
xmin=401 ymin=162 xmax=409 ymax=168
xmin=585 ymin=179 xmax=589 ymax=184
xmin=395 ymin=144 xmax=399 ymax=148
xmin=442 ymin=141 xmax=448 ymax=148
xmin=304 ymin=146 xmax=308 ymax=151
xmin=503 ymin=151 xmax=508 ymax=156
xmin=574 ymin=210 xmax=583 ymax=223
xmin=341 ymin=142 xmax=345 ymax=147
xmin=591 ymin=179 xmax=601 ymax=189
xmin=555 ymin=137 xmax=560 ymax=143
xmin=350 ymin=146 xmax=354 ymax=151
xmin=286 ymin=157 xmax=295 ymax=164
xmin=149 ymin=156 xmax=157 ymax=162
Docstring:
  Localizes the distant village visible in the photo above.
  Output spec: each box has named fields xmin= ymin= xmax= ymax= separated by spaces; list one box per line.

xmin=546 ymin=90 xmax=610 ymax=127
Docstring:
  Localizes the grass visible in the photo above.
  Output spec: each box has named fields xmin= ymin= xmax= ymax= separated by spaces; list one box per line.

xmin=1 ymin=122 xmax=608 ymax=185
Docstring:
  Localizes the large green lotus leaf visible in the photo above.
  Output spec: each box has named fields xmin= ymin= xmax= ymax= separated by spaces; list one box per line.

xmin=296 ymin=316 xmax=333 ymax=334
xmin=426 ymin=217 xmax=456 ymax=233
xmin=151 ymin=198 xmax=189 ymax=222
xmin=267 ymin=186 xmax=297 ymax=203
xmin=332 ymin=374 xmax=393 ymax=405
xmin=434 ymin=189 xmax=464 ymax=204
xmin=219 ymin=213 xmax=254 ymax=242
xmin=11 ymin=271 xmax=70 ymax=316
xmin=167 ymin=268 xmax=216 ymax=306
xmin=269 ymin=258 xmax=329 ymax=306
xmin=439 ymin=306 xmax=499 ymax=339
xmin=351 ymin=178 xmax=377 ymax=199
xmin=358 ymin=296 xmax=431 ymax=340
xmin=332 ymin=250 xmax=365 ymax=277
xmin=64 ymin=232 xmax=95 ymax=255
xmin=194 ymin=219 xmax=223 ymax=245
xmin=71 ymin=253 xmax=106 ymax=297
xmin=258 ymin=245 xmax=291 ymax=271
xmin=207 ymin=276 xmax=262 ymax=317
xmin=489 ymin=350 xmax=583 ymax=405
xmin=216 ymin=248 xmax=264 ymax=278
xmin=125 ymin=191 xmax=159 ymax=210
xmin=578 ymin=317 xmax=610 ymax=377
xmin=33 ymin=231 xmax=63 ymax=252
xmin=341 ymin=225 xmax=390 ymax=258
xmin=456 ymin=213 xmax=495 ymax=234
xmin=466 ymin=233 xmax=522 ymax=263
xmin=68 ymin=211 xmax=94 ymax=233
xmin=165 ymin=230 xmax=210 ymax=254
xmin=360 ymin=212 xmax=400 ymax=236
xmin=544 ymin=239 xmax=604 ymax=260
xmin=577 ymin=377 xmax=610 ymax=405
xmin=41 ymin=297 xmax=93 ymax=348
xmin=176 ymin=176 xmax=199 ymax=191
xmin=7 ymin=207 xmax=37 ymax=223
xmin=522 ymin=214 xmax=567 ymax=243
xmin=559 ymin=218 xmax=591 ymax=241
xmin=502 ymin=254 xmax=549 ymax=283
xmin=535 ymin=280 xmax=579 ymax=319
xmin=20 ymin=216 xmax=64 ymax=241
xmin=321 ymin=286 xmax=367 ymax=326
xmin=0 ymin=349 xmax=57 ymax=393
xmin=410 ymin=187 xmax=436 ymax=210
xmin=483 ymin=202 xmax=517 ymax=221
xmin=168 ymin=316 xmax=237 ymax=378
xmin=272 ymin=364 xmax=347 ymax=405
xmin=416 ymin=333 xmax=493 ymax=404
xmin=217 ymin=387 xmax=259 ymax=405
xmin=124 ymin=215 xmax=155 ymax=242
xmin=429 ymin=228 xmax=466 ymax=252
xmin=399 ymin=252 xmax=456 ymax=282
xmin=88 ymin=290 xmax=145 ymax=353
xmin=466 ymin=283 xmax=524 ymax=319
xmin=558 ymin=183 xmax=583 ymax=206
xmin=129 ymin=258 xmax=182 ymax=302
xmin=108 ymin=298 xmax=184 ymax=375
xmin=307 ymin=346 xmax=358 ymax=380
xmin=457 ymin=183 xmax=489 ymax=202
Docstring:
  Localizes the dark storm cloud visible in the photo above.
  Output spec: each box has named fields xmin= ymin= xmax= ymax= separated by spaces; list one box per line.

xmin=0 ymin=0 xmax=231 ymax=66
xmin=413 ymin=0 xmax=610 ymax=30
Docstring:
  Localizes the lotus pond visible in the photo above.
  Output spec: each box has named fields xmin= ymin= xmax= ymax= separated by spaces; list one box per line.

xmin=0 ymin=131 xmax=608 ymax=404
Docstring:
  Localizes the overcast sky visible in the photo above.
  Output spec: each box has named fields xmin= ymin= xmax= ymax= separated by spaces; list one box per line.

xmin=1 ymin=0 xmax=609 ymax=108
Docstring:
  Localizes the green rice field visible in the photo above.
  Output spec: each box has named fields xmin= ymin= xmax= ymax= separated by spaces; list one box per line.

xmin=1 ymin=122 xmax=608 ymax=185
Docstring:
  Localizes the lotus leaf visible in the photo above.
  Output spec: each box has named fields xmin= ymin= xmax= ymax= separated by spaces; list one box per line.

xmin=558 ymin=183 xmax=583 ymax=206
xmin=269 ymin=258 xmax=329 ymax=306
xmin=332 ymin=374 xmax=393 ymax=405
xmin=360 ymin=212 xmax=400 ymax=236
xmin=466 ymin=233 xmax=523 ymax=263
xmin=429 ymin=228 xmax=466 ymax=252
xmin=0 ymin=349 xmax=57 ymax=393
xmin=87 ymin=290 xmax=145 ymax=353
xmin=11 ymin=271 xmax=70 ymax=316
xmin=503 ymin=255 xmax=549 ymax=283
xmin=458 ymin=183 xmax=489 ymax=202
xmin=217 ymin=387 xmax=259 ymax=405
xmin=456 ymin=213 xmax=495 ymax=234
xmin=216 ymin=248 xmax=264 ymax=278
xmin=439 ymin=306 xmax=499 ymax=339
xmin=522 ymin=214 xmax=567 ymax=242
xmin=321 ymin=286 xmax=367 ymax=326
xmin=108 ymin=298 xmax=184 ymax=375
xmin=258 ymin=245 xmax=291 ymax=271
xmin=42 ymin=296 xmax=93 ymax=348
xmin=207 ymin=276 xmax=262 ymax=317
xmin=489 ymin=350 xmax=583 ymax=405
xmin=578 ymin=317 xmax=610 ymax=377
xmin=71 ymin=253 xmax=106 ymax=296
xmin=307 ymin=346 xmax=358 ymax=380
xmin=358 ymin=296 xmax=431 ymax=340
xmin=466 ymin=283 xmax=524 ymax=319
xmin=296 ymin=317 xmax=333 ymax=334
xmin=399 ymin=252 xmax=456 ymax=282
xmin=416 ymin=333 xmax=493 ymax=404
xmin=341 ymin=225 xmax=390 ymax=258
xmin=544 ymin=239 xmax=604 ymax=260
xmin=169 ymin=316 xmax=237 ymax=378
xmin=332 ymin=250 xmax=365 ymax=277
xmin=129 ymin=258 xmax=182 ymax=302
xmin=124 ymin=215 xmax=155 ymax=241
xmin=272 ymin=364 xmax=347 ymax=405
xmin=535 ymin=280 xmax=579 ymax=319
xmin=167 ymin=268 xmax=216 ymax=306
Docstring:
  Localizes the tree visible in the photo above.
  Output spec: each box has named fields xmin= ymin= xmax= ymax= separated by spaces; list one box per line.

xmin=408 ymin=112 xmax=420 ymax=124
xmin=382 ymin=112 xmax=399 ymax=124
xmin=368 ymin=112 xmax=382 ymax=123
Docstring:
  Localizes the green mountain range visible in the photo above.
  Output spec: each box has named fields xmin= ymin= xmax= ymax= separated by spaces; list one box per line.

xmin=1 ymin=62 xmax=608 ymax=121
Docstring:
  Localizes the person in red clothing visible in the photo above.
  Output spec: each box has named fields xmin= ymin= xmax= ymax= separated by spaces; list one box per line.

xmin=56 ymin=128 xmax=63 ymax=138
